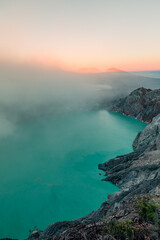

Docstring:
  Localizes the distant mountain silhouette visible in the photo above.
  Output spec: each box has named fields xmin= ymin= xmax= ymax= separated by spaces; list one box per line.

xmin=107 ymin=68 xmax=126 ymax=73
xmin=78 ymin=67 xmax=127 ymax=73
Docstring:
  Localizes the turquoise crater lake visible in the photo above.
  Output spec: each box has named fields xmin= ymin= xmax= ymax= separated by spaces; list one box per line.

xmin=0 ymin=110 xmax=146 ymax=239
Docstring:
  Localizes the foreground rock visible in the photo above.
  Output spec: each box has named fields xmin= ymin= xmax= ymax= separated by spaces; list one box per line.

xmin=2 ymin=87 xmax=160 ymax=240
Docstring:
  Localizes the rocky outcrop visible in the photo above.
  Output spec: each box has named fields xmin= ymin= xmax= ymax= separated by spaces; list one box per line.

xmin=133 ymin=114 xmax=160 ymax=151
xmin=109 ymin=87 xmax=160 ymax=123
xmin=2 ymin=87 xmax=160 ymax=240
xmin=99 ymin=88 xmax=160 ymax=207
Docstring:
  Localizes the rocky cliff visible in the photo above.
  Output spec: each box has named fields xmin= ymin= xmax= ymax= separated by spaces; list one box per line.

xmin=109 ymin=87 xmax=160 ymax=123
xmin=2 ymin=87 xmax=160 ymax=240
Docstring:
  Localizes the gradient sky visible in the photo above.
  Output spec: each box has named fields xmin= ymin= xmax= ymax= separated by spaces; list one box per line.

xmin=0 ymin=0 xmax=160 ymax=72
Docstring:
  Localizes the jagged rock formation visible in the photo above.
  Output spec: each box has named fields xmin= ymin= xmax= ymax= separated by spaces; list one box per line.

xmin=109 ymin=87 xmax=160 ymax=123
xmin=2 ymin=87 xmax=160 ymax=240
xmin=133 ymin=114 xmax=160 ymax=151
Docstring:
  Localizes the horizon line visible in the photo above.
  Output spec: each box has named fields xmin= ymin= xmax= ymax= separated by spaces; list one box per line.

xmin=0 ymin=58 xmax=160 ymax=73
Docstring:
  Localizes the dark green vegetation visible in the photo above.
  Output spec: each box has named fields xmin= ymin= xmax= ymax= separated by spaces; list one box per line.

xmin=100 ymin=194 xmax=160 ymax=240
xmin=136 ymin=195 xmax=160 ymax=225
xmin=101 ymin=219 xmax=139 ymax=240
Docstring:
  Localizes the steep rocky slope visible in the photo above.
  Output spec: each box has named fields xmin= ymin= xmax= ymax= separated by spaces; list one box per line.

xmin=109 ymin=87 xmax=160 ymax=123
xmin=2 ymin=87 xmax=160 ymax=240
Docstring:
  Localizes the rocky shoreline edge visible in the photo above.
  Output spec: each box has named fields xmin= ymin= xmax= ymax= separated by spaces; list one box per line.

xmin=2 ymin=87 xmax=160 ymax=240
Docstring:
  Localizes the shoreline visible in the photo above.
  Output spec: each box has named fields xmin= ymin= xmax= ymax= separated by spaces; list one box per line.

xmin=2 ymin=87 xmax=160 ymax=240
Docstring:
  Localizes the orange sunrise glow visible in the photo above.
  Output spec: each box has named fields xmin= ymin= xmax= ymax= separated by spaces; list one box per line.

xmin=0 ymin=0 xmax=160 ymax=72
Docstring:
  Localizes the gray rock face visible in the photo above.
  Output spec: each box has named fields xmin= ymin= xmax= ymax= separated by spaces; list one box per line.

xmin=133 ymin=113 xmax=160 ymax=151
xmin=99 ymin=150 xmax=160 ymax=197
xmin=99 ymin=93 xmax=160 ymax=203
xmin=110 ymin=87 xmax=160 ymax=122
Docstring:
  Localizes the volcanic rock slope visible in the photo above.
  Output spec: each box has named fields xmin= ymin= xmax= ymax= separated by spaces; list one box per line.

xmin=2 ymin=87 xmax=160 ymax=240
xmin=109 ymin=87 xmax=160 ymax=123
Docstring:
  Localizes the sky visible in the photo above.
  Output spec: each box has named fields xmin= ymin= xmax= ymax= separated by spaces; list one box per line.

xmin=0 ymin=0 xmax=160 ymax=72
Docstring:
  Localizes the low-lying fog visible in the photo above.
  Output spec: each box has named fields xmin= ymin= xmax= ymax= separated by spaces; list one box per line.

xmin=0 ymin=62 xmax=159 ymax=138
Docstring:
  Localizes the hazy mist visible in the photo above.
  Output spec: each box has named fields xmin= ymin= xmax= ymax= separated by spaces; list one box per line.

xmin=0 ymin=63 xmax=159 ymax=138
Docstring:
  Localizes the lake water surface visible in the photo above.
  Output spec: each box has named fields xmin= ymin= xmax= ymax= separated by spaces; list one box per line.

xmin=0 ymin=110 xmax=146 ymax=239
